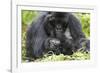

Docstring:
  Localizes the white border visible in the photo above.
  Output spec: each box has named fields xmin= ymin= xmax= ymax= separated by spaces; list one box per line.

xmin=12 ymin=3 xmax=97 ymax=73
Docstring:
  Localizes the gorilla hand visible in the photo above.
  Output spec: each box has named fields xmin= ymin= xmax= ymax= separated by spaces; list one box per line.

xmin=46 ymin=38 xmax=61 ymax=55
xmin=45 ymin=38 xmax=61 ymax=49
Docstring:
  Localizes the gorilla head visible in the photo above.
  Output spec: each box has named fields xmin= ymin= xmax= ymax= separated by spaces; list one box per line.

xmin=44 ymin=12 xmax=69 ymax=37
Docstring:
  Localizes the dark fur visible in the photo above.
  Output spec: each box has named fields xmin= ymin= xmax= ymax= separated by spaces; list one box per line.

xmin=26 ymin=12 xmax=90 ymax=59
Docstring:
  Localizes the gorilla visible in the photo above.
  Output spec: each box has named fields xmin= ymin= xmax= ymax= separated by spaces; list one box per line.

xmin=26 ymin=12 xmax=90 ymax=60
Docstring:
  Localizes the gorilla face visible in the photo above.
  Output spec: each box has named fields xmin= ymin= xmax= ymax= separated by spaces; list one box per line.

xmin=48 ymin=13 xmax=68 ymax=33
xmin=52 ymin=19 xmax=68 ymax=33
xmin=45 ymin=12 xmax=69 ymax=40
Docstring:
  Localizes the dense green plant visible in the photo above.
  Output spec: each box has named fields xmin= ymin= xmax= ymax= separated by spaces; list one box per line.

xmin=22 ymin=10 xmax=38 ymax=26
xmin=75 ymin=13 xmax=90 ymax=38
xmin=35 ymin=51 xmax=90 ymax=62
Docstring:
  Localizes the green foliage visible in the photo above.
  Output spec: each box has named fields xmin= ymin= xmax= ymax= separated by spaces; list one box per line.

xmin=35 ymin=52 xmax=90 ymax=62
xmin=21 ymin=11 xmax=90 ymax=62
xmin=22 ymin=31 xmax=27 ymax=61
xmin=22 ymin=10 xmax=38 ymax=26
xmin=75 ymin=13 xmax=90 ymax=37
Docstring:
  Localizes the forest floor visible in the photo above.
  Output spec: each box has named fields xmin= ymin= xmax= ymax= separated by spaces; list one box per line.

xmin=22 ymin=51 xmax=90 ymax=62
xmin=34 ymin=51 xmax=90 ymax=62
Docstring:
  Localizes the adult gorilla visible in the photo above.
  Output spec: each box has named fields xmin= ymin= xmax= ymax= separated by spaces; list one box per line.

xmin=26 ymin=12 xmax=90 ymax=59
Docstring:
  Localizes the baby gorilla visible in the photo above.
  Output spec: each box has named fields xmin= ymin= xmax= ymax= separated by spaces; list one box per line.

xmin=45 ymin=37 xmax=74 ymax=55
xmin=44 ymin=38 xmax=61 ymax=55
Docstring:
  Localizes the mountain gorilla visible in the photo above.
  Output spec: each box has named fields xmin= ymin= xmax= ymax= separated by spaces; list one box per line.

xmin=26 ymin=12 xmax=90 ymax=60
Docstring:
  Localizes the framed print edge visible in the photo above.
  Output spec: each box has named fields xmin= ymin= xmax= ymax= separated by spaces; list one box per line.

xmin=11 ymin=1 xmax=97 ymax=73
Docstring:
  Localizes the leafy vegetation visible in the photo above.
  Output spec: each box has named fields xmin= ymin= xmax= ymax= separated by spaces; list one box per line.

xmin=35 ymin=52 xmax=90 ymax=62
xmin=21 ymin=10 xmax=90 ymax=62
xmin=75 ymin=13 xmax=90 ymax=38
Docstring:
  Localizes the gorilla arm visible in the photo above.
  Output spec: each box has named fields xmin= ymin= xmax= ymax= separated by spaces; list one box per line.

xmin=68 ymin=14 xmax=89 ymax=51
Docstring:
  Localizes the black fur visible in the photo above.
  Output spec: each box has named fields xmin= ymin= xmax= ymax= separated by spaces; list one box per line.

xmin=26 ymin=12 xmax=90 ymax=59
